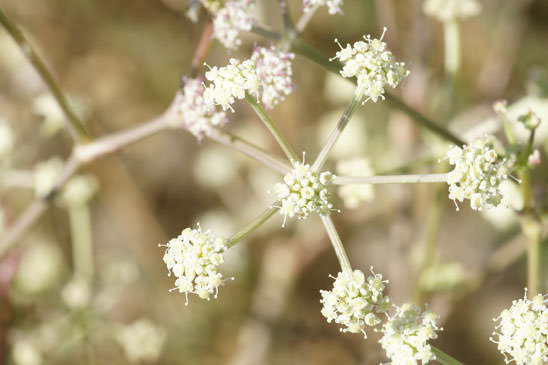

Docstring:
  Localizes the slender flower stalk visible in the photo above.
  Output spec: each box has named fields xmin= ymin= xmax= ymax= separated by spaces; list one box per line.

xmin=245 ymin=93 xmax=299 ymax=164
xmin=431 ymin=346 xmax=464 ymax=365
xmin=320 ymin=215 xmax=351 ymax=272
xmin=0 ymin=6 xmax=89 ymax=142
xmin=444 ymin=19 xmax=460 ymax=79
xmin=228 ymin=206 xmax=279 ymax=247
xmin=312 ymin=92 xmax=361 ymax=171
xmin=333 ymin=173 xmax=448 ymax=185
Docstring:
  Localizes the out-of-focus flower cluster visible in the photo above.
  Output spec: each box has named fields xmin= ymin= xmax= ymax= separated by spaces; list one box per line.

xmin=379 ymin=303 xmax=441 ymax=364
xmin=161 ymin=226 xmax=229 ymax=302
xmin=336 ymin=157 xmax=374 ymax=208
xmin=491 ymin=292 xmax=548 ymax=365
xmin=204 ymin=46 xmax=295 ymax=111
xmin=116 ymin=318 xmax=167 ymax=363
xmin=320 ymin=269 xmax=392 ymax=337
xmin=302 ymin=0 xmax=343 ymax=15
xmin=332 ymin=29 xmax=409 ymax=102
xmin=174 ymin=77 xmax=227 ymax=140
xmin=423 ymin=0 xmax=481 ymax=22
xmin=445 ymin=135 xmax=509 ymax=211
xmin=251 ymin=45 xmax=295 ymax=109
xmin=212 ymin=0 xmax=255 ymax=49
xmin=273 ymin=162 xmax=333 ymax=225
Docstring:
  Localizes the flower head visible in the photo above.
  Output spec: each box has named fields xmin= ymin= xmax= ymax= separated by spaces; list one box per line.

xmin=160 ymin=225 xmax=230 ymax=303
xmin=491 ymin=291 xmax=548 ymax=365
xmin=320 ymin=268 xmax=392 ymax=337
xmin=251 ymin=45 xmax=295 ymax=109
xmin=379 ymin=303 xmax=441 ymax=364
xmin=302 ymin=0 xmax=343 ymax=15
xmin=423 ymin=0 xmax=481 ymax=22
xmin=445 ymin=135 xmax=510 ymax=211
xmin=116 ymin=319 xmax=167 ymax=363
xmin=212 ymin=0 xmax=255 ymax=49
xmin=174 ymin=77 xmax=227 ymax=140
xmin=331 ymin=28 xmax=409 ymax=103
xmin=204 ymin=58 xmax=259 ymax=111
xmin=273 ymin=162 xmax=334 ymax=226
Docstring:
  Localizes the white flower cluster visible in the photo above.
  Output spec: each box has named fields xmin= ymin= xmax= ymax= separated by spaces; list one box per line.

xmin=423 ymin=0 xmax=481 ymax=22
xmin=212 ymin=0 xmax=255 ymax=49
xmin=175 ymin=77 xmax=227 ymax=140
xmin=251 ymin=45 xmax=295 ymax=109
xmin=320 ymin=269 xmax=392 ymax=337
xmin=491 ymin=292 xmax=548 ymax=365
xmin=331 ymin=29 xmax=409 ymax=103
xmin=161 ymin=226 xmax=229 ymax=302
xmin=379 ymin=303 xmax=441 ymax=364
xmin=302 ymin=0 xmax=343 ymax=15
xmin=446 ymin=135 xmax=509 ymax=211
xmin=204 ymin=46 xmax=295 ymax=111
xmin=204 ymin=58 xmax=260 ymax=111
xmin=336 ymin=157 xmax=375 ymax=208
xmin=116 ymin=318 xmax=167 ymax=363
xmin=273 ymin=162 xmax=334 ymax=225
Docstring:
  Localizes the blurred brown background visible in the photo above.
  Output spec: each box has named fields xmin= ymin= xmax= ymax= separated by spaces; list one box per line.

xmin=0 ymin=0 xmax=547 ymax=364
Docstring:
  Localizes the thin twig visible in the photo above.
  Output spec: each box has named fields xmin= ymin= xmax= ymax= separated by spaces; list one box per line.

xmin=0 ymin=6 xmax=89 ymax=142
xmin=190 ymin=20 xmax=214 ymax=78
xmin=320 ymin=215 xmax=352 ymax=272
xmin=229 ymin=205 xmax=279 ymax=247
xmin=332 ymin=173 xmax=448 ymax=185
xmin=295 ymin=5 xmax=319 ymax=33
xmin=207 ymin=128 xmax=292 ymax=174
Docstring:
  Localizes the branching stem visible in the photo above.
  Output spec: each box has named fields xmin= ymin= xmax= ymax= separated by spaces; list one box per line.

xmin=333 ymin=173 xmax=448 ymax=185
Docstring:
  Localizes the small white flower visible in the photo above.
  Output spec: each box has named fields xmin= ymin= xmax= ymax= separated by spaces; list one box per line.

xmin=251 ymin=45 xmax=295 ymax=109
xmin=320 ymin=268 xmax=392 ymax=338
xmin=160 ymin=225 xmax=230 ymax=303
xmin=32 ymin=93 xmax=65 ymax=137
xmin=302 ymin=0 xmax=343 ymax=15
xmin=331 ymin=28 xmax=409 ymax=103
xmin=379 ymin=303 xmax=441 ymax=364
xmin=212 ymin=0 xmax=255 ymax=49
xmin=273 ymin=162 xmax=334 ymax=226
xmin=423 ymin=0 xmax=481 ymax=22
xmin=174 ymin=77 xmax=227 ymax=140
xmin=491 ymin=291 xmax=548 ymax=365
xmin=336 ymin=157 xmax=375 ymax=208
xmin=444 ymin=135 xmax=510 ymax=211
xmin=204 ymin=58 xmax=259 ymax=111
xmin=116 ymin=318 xmax=167 ymax=363
xmin=33 ymin=157 xmax=64 ymax=198
xmin=58 ymin=175 xmax=98 ymax=207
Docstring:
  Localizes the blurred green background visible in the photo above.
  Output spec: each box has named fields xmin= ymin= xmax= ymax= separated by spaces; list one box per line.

xmin=0 ymin=0 xmax=547 ymax=364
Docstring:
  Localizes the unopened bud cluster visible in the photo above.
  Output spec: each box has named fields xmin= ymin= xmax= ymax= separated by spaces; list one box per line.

xmin=175 ymin=77 xmax=227 ymax=140
xmin=491 ymin=292 xmax=548 ymax=365
xmin=320 ymin=269 xmax=392 ymax=337
xmin=379 ymin=303 xmax=441 ymax=364
xmin=161 ymin=226 xmax=229 ymax=302
xmin=302 ymin=0 xmax=343 ymax=15
xmin=212 ymin=0 xmax=255 ymax=49
xmin=423 ymin=0 xmax=481 ymax=21
xmin=446 ymin=136 xmax=509 ymax=211
xmin=273 ymin=162 xmax=333 ymax=224
xmin=332 ymin=29 xmax=409 ymax=102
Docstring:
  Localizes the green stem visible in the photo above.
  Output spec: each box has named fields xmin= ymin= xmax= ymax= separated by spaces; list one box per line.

xmin=68 ymin=204 xmax=94 ymax=282
xmin=245 ymin=93 xmax=299 ymax=164
xmin=320 ymin=215 xmax=352 ymax=273
xmin=443 ymin=19 xmax=460 ymax=120
xmin=431 ymin=345 xmax=463 ymax=365
xmin=0 ymin=6 xmax=89 ymax=143
xmin=332 ymin=173 xmax=448 ymax=185
xmin=312 ymin=91 xmax=361 ymax=171
xmin=229 ymin=206 xmax=279 ymax=247
xmin=289 ymin=39 xmax=465 ymax=146
xmin=519 ymin=168 xmax=542 ymax=297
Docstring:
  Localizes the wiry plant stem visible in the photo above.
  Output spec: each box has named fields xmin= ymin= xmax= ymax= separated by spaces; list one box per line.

xmin=321 ymin=215 xmax=352 ymax=273
xmin=229 ymin=206 xmax=279 ymax=247
xmin=0 ymin=6 xmax=89 ymax=143
xmin=333 ymin=173 xmax=448 ymax=185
